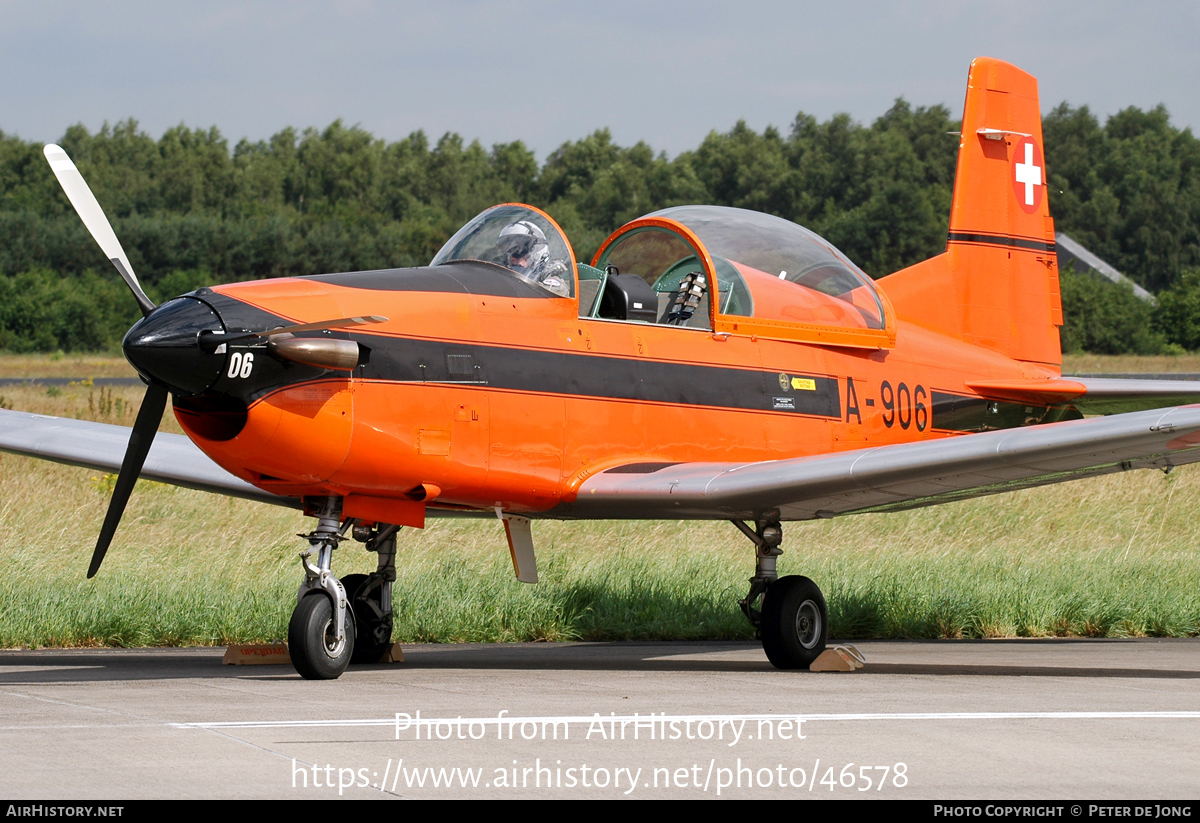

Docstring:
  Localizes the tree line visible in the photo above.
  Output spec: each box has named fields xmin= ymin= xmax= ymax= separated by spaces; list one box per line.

xmin=0 ymin=100 xmax=1197 ymax=354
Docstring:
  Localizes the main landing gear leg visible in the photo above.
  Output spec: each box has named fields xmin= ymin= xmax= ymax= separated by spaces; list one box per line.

xmin=733 ymin=513 xmax=828 ymax=670
xmin=289 ymin=496 xmax=355 ymax=680
xmin=344 ymin=522 xmax=398 ymax=664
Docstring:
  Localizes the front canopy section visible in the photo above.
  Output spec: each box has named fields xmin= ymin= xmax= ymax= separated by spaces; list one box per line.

xmin=431 ymin=204 xmax=576 ymax=298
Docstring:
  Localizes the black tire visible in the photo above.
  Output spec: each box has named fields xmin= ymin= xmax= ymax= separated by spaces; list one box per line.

xmin=342 ymin=573 xmax=394 ymax=664
xmin=288 ymin=591 xmax=355 ymax=680
xmin=760 ymin=575 xmax=828 ymax=670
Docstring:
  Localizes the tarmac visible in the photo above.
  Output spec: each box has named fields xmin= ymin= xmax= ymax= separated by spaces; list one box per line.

xmin=0 ymin=639 xmax=1198 ymax=799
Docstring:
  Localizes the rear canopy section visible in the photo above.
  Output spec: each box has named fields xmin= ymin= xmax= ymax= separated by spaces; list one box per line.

xmin=589 ymin=205 xmax=895 ymax=349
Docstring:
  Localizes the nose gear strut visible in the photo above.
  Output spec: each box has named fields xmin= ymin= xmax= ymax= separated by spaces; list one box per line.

xmin=289 ymin=496 xmax=355 ymax=679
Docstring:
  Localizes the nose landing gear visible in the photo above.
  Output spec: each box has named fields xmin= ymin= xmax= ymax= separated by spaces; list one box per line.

xmin=733 ymin=514 xmax=829 ymax=670
xmin=288 ymin=497 xmax=402 ymax=679
xmin=289 ymin=497 xmax=354 ymax=680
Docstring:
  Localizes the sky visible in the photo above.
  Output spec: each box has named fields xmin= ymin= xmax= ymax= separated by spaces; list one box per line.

xmin=2 ymin=1 xmax=1197 ymax=160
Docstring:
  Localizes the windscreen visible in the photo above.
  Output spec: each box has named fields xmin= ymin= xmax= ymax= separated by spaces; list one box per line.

xmin=431 ymin=204 xmax=575 ymax=298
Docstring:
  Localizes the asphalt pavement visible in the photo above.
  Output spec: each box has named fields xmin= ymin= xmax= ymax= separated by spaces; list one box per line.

xmin=1 ymin=639 xmax=1197 ymax=799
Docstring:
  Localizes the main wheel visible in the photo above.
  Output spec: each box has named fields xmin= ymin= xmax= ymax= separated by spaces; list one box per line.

xmin=288 ymin=592 xmax=355 ymax=680
xmin=760 ymin=575 xmax=828 ymax=670
xmin=341 ymin=573 xmax=394 ymax=664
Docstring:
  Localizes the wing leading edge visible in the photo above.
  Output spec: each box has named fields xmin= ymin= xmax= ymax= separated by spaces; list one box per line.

xmin=557 ymin=404 xmax=1200 ymax=521
xmin=0 ymin=409 xmax=296 ymax=508
xmin=0 ymin=410 xmax=489 ymax=518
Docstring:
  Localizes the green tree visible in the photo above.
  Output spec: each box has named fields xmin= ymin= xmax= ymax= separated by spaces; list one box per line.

xmin=1152 ymin=268 xmax=1200 ymax=350
xmin=1059 ymin=270 xmax=1166 ymax=354
xmin=1044 ymin=104 xmax=1200 ymax=292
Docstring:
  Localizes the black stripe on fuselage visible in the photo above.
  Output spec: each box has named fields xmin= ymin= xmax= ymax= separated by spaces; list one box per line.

xmin=197 ymin=277 xmax=840 ymax=417
xmin=947 ymin=232 xmax=1055 ymax=253
xmin=360 ymin=335 xmax=842 ymax=417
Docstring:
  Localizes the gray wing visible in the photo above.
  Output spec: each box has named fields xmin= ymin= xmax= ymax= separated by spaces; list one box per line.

xmin=0 ymin=410 xmax=489 ymax=518
xmin=0 ymin=409 xmax=297 ymax=508
xmin=1071 ymin=377 xmax=1200 ymax=415
xmin=557 ymin=404 xmax=1200 ymax=521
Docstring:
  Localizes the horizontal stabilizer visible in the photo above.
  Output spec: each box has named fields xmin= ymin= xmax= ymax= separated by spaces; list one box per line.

xmin=966 ymin=378 xmax=1086 ymax=405
xmin=1072 ymin=377 xmax=1200 ymax=416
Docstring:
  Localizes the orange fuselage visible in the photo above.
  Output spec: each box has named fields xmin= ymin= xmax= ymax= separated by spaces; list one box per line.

xmin=177 ymin=269 xmax=1062 ymax=526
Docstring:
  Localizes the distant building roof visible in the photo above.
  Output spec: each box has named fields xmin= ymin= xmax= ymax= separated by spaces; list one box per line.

xmin=1056 ymin=232 xmax=1155 ymax=304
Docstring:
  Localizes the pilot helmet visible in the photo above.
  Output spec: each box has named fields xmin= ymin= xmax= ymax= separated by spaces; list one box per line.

xmin=497 ymin=220 xmax=550 ymax=272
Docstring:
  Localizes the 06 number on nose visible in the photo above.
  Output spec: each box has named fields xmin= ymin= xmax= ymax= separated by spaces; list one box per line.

xmin=228 ymin=352 xmax=254 ymax=379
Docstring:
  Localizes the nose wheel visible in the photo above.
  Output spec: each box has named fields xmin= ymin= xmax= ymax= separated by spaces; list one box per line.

xmin=289 ymin=591 xmax=356 ymax=679
xmin=290 ymin=497 xmax=354 ymax=680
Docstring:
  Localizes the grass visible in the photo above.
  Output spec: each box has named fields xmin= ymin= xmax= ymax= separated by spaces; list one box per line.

xmin=1 ymin=354 xmax=1199 ymax=647
xmin=0 ymin=352 xmax=137 ymax=379
xmin=1062 ymin=353 xmax=1200 ymax=373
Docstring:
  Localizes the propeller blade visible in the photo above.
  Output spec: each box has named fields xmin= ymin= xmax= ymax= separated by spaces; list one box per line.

xmin=88 ymin=382 xmax=169 ymax=578
xmin=43 ymin=144 xmax=156 ymax=318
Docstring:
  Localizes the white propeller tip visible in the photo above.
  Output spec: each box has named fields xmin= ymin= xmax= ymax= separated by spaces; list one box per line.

xmin=43 ymin=144 xmax=77 ymax=172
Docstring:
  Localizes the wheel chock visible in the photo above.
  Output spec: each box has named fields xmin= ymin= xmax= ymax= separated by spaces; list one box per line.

xmin=222 ymin=642 xmax=405 ymax=665
xmin=377 ymin=643 xmax=405 ymax=664
xmin=810 ymin=644 xmax=865 ymax=672
xmin=222 ymin=643 xmax=292 ymax=665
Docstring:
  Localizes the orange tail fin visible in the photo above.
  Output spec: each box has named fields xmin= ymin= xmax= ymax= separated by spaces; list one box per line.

xmin=879 ymin=57 xmax=1062 ymax=367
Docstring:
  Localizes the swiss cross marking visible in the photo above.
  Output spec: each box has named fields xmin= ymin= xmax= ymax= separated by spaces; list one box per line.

xmin=1010 ymin=137 xmax=1044 ymax=214
xmin=1014 ymin=143 xmax=1042 ymax=205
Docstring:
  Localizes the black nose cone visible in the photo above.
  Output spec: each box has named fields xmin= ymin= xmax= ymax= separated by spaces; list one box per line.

xmin=123 ymin=296 xmax=226 ymax=396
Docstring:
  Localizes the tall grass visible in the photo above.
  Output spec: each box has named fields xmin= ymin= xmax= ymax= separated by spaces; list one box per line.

xmin=2 ymin=454 xmax=1197 ymax=647
xmin=1 ymin=357 xmax=1198 ymax=647
xmin=1062 ymin=353 xmax=1200 ymax=374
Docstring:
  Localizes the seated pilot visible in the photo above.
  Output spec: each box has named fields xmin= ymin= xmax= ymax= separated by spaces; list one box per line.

xmin=497 ymin=220 xmax=570 ymax=297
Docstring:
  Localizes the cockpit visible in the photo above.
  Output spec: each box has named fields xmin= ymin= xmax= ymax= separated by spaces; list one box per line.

xmin=432 ymin=203 xmax=893 ymax=349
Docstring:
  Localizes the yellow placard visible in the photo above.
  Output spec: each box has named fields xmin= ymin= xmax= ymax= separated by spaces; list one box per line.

xmin=791 ymin=377 xmax=816 ymax=391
